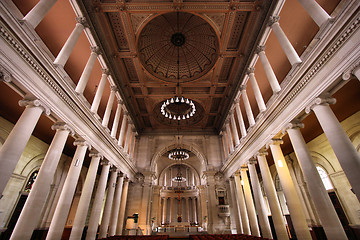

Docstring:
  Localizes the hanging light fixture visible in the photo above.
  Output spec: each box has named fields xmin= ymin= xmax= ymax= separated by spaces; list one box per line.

xmin=168 ymin=149 xmax=189 ymax=161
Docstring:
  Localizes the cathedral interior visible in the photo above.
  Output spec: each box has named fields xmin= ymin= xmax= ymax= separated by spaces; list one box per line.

xmin=0 ymin=0 xmax=359 ymax=239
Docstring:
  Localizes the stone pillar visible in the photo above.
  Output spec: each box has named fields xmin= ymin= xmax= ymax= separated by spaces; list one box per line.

xmin=10 ymin=123 xmax=73 ymax=240
xmin=247 ymin=68 xmax=266 ymax=112
xmin=53 ymin=17 xmax=87 ymax=67
xmin=241 ymin=167 xmax=260 ymax=236
xmin=75 ymin=47 xmax=99 ymax=95
xmin=102 ymin=87 xmax=117 ymax=128
xmin=151 ymin=185 xmax=161 ymax=229
xmin=162 ymin=197 xmax=167 ymax=224
xmin=169 ymin=197 xmax=175 ymax=223
xmin=85 ymin=160 xmax=110 ymax=240
xmin=130 ymin=133 xmax=137 ymax=160
xmin=235 ymin=100 xmax=247 ymax=138
xmin=124 ymin=124 xmax=133 ymax=154
xmin=297 ymin=0 xmax=331 ymax=27
xmin=99 ymin=168 xmax=118 ymax=238
xmin=286 ymin=121 xmax=348 ymax=239
xmin=306 ymin=97 xmax=360 ymax=202
xmin=269 ymin=139 xmax=312 ymax=240
xmin=192 ymin=197 xmax=198 ymax=223
xmin=109 ymin=173 xmax=124 ymax=236
xmin=220 ymin=131 xmax=229 ymax=159
xmin=248 ymin=159 xmax=272 ymax=239
xmin=229 ymin=177 xmax=242 ymax=233
xmin=230 ymin=112 xmax=240 ymax=146
xmin=198 ymin=185 xmax=208 ymax=229
xmin=91 ymin=69 xmax=108 ymax=114
xmin=69 ymin=152 xmax=102 ymax=240
xmin=240 ymin=87 xmax=255 ymax=126
xmin=256 ymin=151 xmax=289 ymax=240
xmin=23 ymin=0 xmax=58 ymax=28
xmin=185 ymin=197 xmax=190 ymax=222
xmin=111 ymin=101 xmax=123 ymax=138
xmin=257 ymin=45 xmax=281 ymax=94
xmin=234 ymin=173 xmax=250 ymax=234
xmin=225 ymin=120 xmax=234 ymax=153
xmin=118 ymin=114 xmax=128 ymax=147
xmin=116 ymin=178 xmax=129 ymax=235
xmin=46 ymin=140 xmax=90 ymax=240
xmin=0 ymin=98 xmax=50 ymax=197
xmin=139 ymin=172 xmax=154 ymax=234
xmin=203 ymin=171 xmax=218 ymax=233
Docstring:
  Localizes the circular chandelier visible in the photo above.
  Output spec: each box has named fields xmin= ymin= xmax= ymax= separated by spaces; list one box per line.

xmin=172 ymin=175 xmax=186 ymax=182
xmin=169 ymin=149 xmax=189 ymax=161
xmin=161 ymin=96 xmax=196 ymax=120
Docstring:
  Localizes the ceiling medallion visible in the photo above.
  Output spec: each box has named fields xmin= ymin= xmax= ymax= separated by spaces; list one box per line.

xmin=161 ymin=96 xmax=196 ymax=120
xmin=169 ymin=149 xmax=189 ymax=161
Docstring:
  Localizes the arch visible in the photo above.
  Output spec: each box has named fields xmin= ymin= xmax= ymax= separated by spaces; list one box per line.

xmin=310 ymin=151 xmax=336 ymax=174
xmin=158 ymin=162 xmax=201 ymax=186
xmin=20 ymin=153 xmax=45 ymax=180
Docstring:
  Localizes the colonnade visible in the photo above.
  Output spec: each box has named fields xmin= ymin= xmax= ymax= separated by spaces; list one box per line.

xmin=161 ymin=196 xmax=199 ymax=225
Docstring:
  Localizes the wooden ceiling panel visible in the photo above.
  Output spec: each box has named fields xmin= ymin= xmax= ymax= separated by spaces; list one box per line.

xmin=106 ymin=12 xmax=130 ymax=51
xmin=227 ymin=12 xmax=249 ymax=50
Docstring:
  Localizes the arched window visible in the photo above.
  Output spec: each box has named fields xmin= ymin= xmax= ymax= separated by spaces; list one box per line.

xmin=24 ymin=170 xmax=39 ymax=192
xmin=316 ymin=166 xmax=333 ymax=190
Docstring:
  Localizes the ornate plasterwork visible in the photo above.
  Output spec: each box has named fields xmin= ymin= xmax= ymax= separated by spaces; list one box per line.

xmin=130 ymin=13 xmax=152 ymax=35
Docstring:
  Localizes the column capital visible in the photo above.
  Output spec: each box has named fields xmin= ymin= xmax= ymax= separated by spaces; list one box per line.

xmin=100 ymin=159 xmax=110 ymax=166
xmin=89 ymin=151 xmax=103 ymax=159
xmin=283 ymin=120 xmax=304 ymax=133
xmin=73 ymin=139 xmax=91 ymax=150
xmin=268 ymin=16 xmax=280 ymax=27
xmin=342 ymin=62 xmax=360 ymax=80
xmin=110 ymin=86 xmax=118 ymax=92
xmin=110 ymin=166 xmax=119 ymax=172
xmin=117 ymin=99 xmax=124 ymax=105
xmin=91 ymin=46 xmax=101 ymax=55
xmin=224 ymin=119 xmax=230 ymax=125
xmin=118 ymin=172 xmax=124 ymax=177
xmin=51 ymin=122 xmax=75 ymax=136
xmin=102 ymin=68 xmax=110 ymax=75
xmin=75 ymin=16 xmax=89 ymax=28
xmin=123 ymin=177 xmax=129 ymax=182
xmin=240 ymin=166 xmax=248 ymax=171
xmin=248 ymin=158 xmax=257 ymax=165
xmin=267 ymin=138 xmax=283 ymax=148
xmin=239 ymin=85 xmax=247 ymax=92
xmin=0 ymin=65 xmax=11 ymax=82
xmin=247 ymin=67 xmax=255 ymax=75
xmin=19 ymin=98 xmax=51 ymax=115
xmin=123 ymin=111 xmax=129 ymax=116
xmin=255 ymin=149 xmax=268 ymax=158
xmin=229 ymin=109 xmax=235 ymax=116
xmin=234 ymin=98 xmax=240 ymax=104
xmin=256 ymin=45 xmax=266 ymax=54
xmin=305 ymin=96 xmax=336 ymax=114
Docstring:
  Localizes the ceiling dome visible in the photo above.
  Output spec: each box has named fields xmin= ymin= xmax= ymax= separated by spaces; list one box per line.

xmin=138 ymin=12 xmax=219 ymax=83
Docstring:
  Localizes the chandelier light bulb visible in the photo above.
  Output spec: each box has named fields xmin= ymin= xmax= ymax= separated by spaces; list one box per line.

xmin=175 ymin=97 xmax=179 ymax=102
xmin=181 ymin=97 xmax=185 ymax=103
xmin=170 ymin=98 xmax=174 ymax=103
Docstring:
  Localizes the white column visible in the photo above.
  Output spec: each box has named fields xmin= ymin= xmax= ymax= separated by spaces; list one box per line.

xmin=185 ymin=197 xmax=190 ymax=222
xmin=91 ymin=69 xmax=108 ymax=113
xmin=286 ymin=121 xmax=347 ymax=240
xmin=118 ymin=113 xmax=128 ymax=147
xmin=269 ymin=139 xmax=312 ymax=240
xmin=111 ymin=100 xmax=123 ymax=138
xmin=116 ymin=178 xmax=129 ymax=235
xmin=220 ymin=130 xmax=229 ymax=159
xmin=257 ymin=45 xmax=281 ymax=93
xmin=169 ymin=197 xmax=175 ymax=223
xmin=99 ymin=168 xmax=118 ymax=238
xmin=53 ymin=17 xmax=87 ymax=67
xmin=269 ymin=16 xmax=302 ymax=66
xmin=130 ymin=132 xmax=137 ymax=159
xmin=241 ymin=167 xmax=260 ymax=237
xmin=75 ymin=47 xmax=99 ymax=95
xmin=306 ymin=97 xmax=360 ymax=201
xmin=102 ymin=87 xmax=117 ymax=128
xmin=124 ymin=123 xmax=132 ymax=153
xmin=234 ymin=173 xmax=250 ymax=234
xmin=109 ymin=173 xmax=124 ymax=236
xmin=240 ymin=87 xmax=255 ymax=126
xmin=46 ymin=140 xmax=90 ymax=240
xmin=229 ymin=177 xmax=242 ymax=233
xmin=235 ymin=100 xmax=247 ymax=138
xmin=23 ymin=0 xmax=58 ymax=28
xmin=248 ymin=159 xmax=272 ymax=239
xmin=0 ymin=98 xmax=50 ymax=197
xmin=225 ymin=120 xmax=234 ymax=153
xmin=297 ymin=0 xmax=331 ymax=27
xmin=162 ymin=197 xmax=168 ymax=224
xmin=10 ymin=123 xmax=72 ymax=240
xmin=192 ymin=197 xmax=198 ymax=223
xmin=353 ymin=66 xmax=360 ymax=81
xmin=230 ymin=112 xmax=240 ymax=146
xmin=86 ymin=160 xmax=110 ymax=240
xmin=247 ymin=68 xmax=266 ymax=112
xmin=256 ymin=151 xmax=289 ymax=240
xmin=69 ymin=152 xmax=102 ymax=240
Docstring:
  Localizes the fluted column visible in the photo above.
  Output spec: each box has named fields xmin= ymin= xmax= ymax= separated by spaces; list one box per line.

xmin=102 ymin=87 xmax=117 ymax=128
xmin=229 ymin=177 xmax=242 ymax=233
xmin=257 ymin=45 xmax=281 ymax=94
xmin=269 ymin=16 xmax=301 ymax=66
xmin=0 ymin=98 xmax=50 ymax=197
xmin=53 ymin=17 xmax=87 ymax=67
xmin=75 ymin=47 xmax=99 ymax=95
xmin=269 ymin=139 xmax=312 ymax=240
xmin=240 ymin=87 xmax=255 ymax=126
xmin=230 ymin=112 xmax=240 ymax=146
xmin=256 ymin=151 xmax=289 ymax=240
xmin=46 ymin=140 xmax=90 ymax=240
xmin=225 ymin=120 xmax=235 ymax=153
xmin=91 ymin=69 xmax=108 ymax=113
xmin=109 ymin=173 xmax=124 ymax=236
xmin=285 ymin=121 xmax=347 ymax=240
xmin=234 ymin=172 xmax=250 ymax=234
xmin=118 ymin=113 xmax=128 ymax=147
xmin=306 ymin=97 xmax=360 ymax=202
xmin=10 ymin=123 xmax=73 ymax=240
xmin=69 ymin=152 xmax=102 ymax=240
xmin=86 ymin=160 xmax=110 ymax=240
xmin=297 ymin=0 xmax=331 ymax=27
xmin=111 ymin=100 xmax=123 ymax=138
xmin=247 ymin=68 xmax=266 ymax=112
xmin=241 ymin=167 xmax=260 ymax=236
xmin=99 ymin=167 xmax=118 ymax=238
xmin=22 ymin=0 xmax=58 ymax=28
xmin=235 ymin=100 xmax=247 ymax=138
xmin=116 ymin=177 xmax=129 ymax=235
xmin=248 ymin=159 xmax=272 ymax=239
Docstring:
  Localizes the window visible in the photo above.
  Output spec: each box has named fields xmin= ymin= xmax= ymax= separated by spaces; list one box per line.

xmin=24 ymin=170 xmax=38 ymax=192
xmin=316 ymin=166 xmax=333 ymax=190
